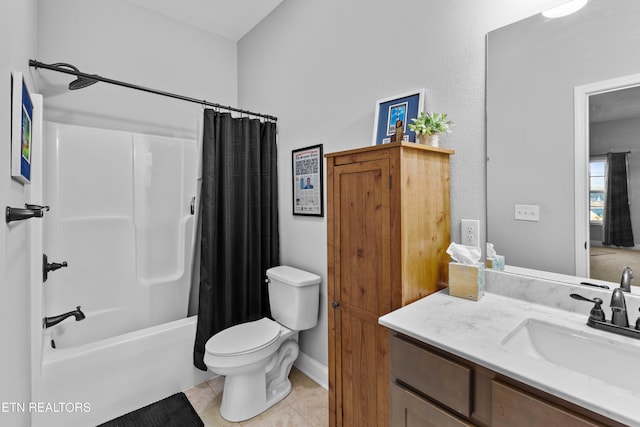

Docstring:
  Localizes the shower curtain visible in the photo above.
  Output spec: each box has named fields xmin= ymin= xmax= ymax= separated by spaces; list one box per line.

xmin=194 ymin=110 xmax=279 ymax=370
xmin=603 ymin=152 xmax=634 ymax=247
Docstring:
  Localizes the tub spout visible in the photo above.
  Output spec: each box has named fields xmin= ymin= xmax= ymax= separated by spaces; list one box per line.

xmin=43 ymin=306 xmax=86 ymax=329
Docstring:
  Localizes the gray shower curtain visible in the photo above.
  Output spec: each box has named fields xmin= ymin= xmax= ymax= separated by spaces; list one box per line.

xmin=193 ymin=110 xmax=279 ymax=371
xmin=603 ymin=152 xmax=634 ymax=247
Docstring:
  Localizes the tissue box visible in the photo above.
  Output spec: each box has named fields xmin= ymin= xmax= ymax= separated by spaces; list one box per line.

xmin=448 ymin=262 xmax=485 ymax=301
xmin=486 ymin=255 xmax=505 ymax=271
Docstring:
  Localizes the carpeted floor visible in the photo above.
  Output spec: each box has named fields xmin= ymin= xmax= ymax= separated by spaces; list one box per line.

xmin=590 ymin=246 xmax=640 ymax=285
xmin=98 ymin=392 xmax=203 ymax=427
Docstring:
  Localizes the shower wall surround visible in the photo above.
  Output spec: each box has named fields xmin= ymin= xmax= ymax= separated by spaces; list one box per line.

xmin=43 ymin=122 xmax=198 ymax=346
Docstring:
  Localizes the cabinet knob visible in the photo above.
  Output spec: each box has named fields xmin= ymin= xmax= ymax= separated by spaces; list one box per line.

xmin=332 ymin=301 xmax=340 ymax=309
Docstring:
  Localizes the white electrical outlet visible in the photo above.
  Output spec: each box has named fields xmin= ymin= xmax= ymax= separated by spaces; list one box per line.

xmin=461 ymin=219 xmax=480 ymax=247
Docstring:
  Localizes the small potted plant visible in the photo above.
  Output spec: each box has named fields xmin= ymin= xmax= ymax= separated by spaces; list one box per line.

xmin=408 ymin=112 xmax=454 ymax=147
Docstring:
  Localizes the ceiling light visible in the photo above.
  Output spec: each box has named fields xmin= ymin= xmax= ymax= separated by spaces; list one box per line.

xmin=542 ymin=0 xmax=588 ymax=18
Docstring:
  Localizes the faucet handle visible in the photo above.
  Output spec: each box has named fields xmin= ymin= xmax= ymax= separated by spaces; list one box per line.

xmin=610 ymin=288 xmax=629 ymax=327
xmin=570 ymin=293 xmax=606 ymax=322
xmin=611 ymin=288 xmax=627 ymax=309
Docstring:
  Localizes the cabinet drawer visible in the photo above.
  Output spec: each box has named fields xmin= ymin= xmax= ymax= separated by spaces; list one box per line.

xmin=390 ymin=383 xmax=475 ymax=427
xmin=390 ymin=334 xmax=471 ymax=417
xmin=492 ymin=381 xmax=604 ymax=427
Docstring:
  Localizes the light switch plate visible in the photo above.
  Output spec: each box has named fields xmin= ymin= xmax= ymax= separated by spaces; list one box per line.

xmin=514 ymin=204 xmax=540 ymax=221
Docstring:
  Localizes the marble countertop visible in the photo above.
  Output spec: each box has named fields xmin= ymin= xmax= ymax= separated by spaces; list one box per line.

xmin=379 ymin=272 xmax=640 ymax=426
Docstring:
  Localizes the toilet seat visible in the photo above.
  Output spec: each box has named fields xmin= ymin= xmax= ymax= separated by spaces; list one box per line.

xmin=206 ymin=317 xmax=281 ymax=357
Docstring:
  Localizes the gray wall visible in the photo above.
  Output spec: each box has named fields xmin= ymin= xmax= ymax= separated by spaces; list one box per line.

xmin=238 ymin=0 xmax=564 ymax=367
xmin=0 ymin=2 xmax=38 ymax=425
xmin=36 ymin=0 xmax=238 ymax=139
xmin=1 ymin=2 xmax=238 ymax=422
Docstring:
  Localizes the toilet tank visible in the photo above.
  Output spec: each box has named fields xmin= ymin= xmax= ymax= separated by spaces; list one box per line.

xmin=266 ymin=266 xmax=320 ymax=331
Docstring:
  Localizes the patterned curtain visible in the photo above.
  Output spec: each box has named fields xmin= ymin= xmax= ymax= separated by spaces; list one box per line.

xmin=193 ymin=110 xmax=279 ymax=370
xmin=603 ymin=152 xmax=634 ymax=247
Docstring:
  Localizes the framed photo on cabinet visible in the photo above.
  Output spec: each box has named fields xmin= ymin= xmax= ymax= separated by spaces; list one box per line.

xmin=292 ymin=144 xmax=323 ymax=217
xmin=372 ymin=89 xmax=425 ymax=146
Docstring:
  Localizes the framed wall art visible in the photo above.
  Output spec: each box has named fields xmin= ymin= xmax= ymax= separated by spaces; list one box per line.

xmin=11 ymin=71 xmax=33 ymax=184
xmin=372 ymin=89 xmax=425 ymax=146
xmin=292 ymin=144 xmax=323 ymax=216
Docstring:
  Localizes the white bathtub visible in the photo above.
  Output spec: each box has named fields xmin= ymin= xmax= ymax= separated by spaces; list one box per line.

xmin=32 ymin=316 xmax=213 ymax=427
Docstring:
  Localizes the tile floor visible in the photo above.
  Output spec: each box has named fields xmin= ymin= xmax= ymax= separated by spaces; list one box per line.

xmin=184 ymin=368 xmax=328 ymax=426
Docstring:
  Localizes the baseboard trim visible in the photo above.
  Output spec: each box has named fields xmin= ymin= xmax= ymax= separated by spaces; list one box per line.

xmin=294 ymin=351 xmax=328 ymax=390
xmin=591 ymin=241 xmax=640 ymax=251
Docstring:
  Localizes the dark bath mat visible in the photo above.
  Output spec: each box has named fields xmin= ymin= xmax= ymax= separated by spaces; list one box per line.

xmin=97 ymin=392 xmax=203 ymax=427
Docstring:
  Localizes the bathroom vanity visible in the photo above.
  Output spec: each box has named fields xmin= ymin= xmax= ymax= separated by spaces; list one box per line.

xmin=380 ymin=270 xmax=640 ymax=427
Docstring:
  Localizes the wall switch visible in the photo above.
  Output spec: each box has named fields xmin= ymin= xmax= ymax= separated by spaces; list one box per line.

xmin=461 ymin=219 xmax=480 ymax=247
xmin=514 ymin=204 xmax=540 ymax=221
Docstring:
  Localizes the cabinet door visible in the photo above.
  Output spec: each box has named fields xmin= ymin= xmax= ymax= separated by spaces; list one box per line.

xmin=334 ymin=159 xmax=391 ymax=316
xmin=390 ymin=383 xmax=475 ymax=427
xmin=390 ymin=334 xmax=472 ymax=417
xmin=492 ymin=381 xmax=604 ymax=427
xmin=332 ymin=159 xmax=391 ymax=426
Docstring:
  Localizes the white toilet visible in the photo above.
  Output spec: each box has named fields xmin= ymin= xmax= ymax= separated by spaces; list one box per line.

xmin=203 ymin=265 xmax=321 ymax=422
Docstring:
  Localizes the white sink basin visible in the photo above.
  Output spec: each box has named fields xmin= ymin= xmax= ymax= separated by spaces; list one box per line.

xmin=502 ymin=319 xmax=640 ymax=393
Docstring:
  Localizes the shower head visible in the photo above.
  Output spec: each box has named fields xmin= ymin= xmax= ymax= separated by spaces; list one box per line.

xmin=51 ymin=62 xmax=99 ymax=90
xmin=68 ymin=75 xmax=98 ymax=90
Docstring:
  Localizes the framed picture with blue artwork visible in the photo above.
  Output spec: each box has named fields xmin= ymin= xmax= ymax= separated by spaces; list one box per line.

xmin=11 ymin=71 xmax=33 ymax=184
xmin=371 ymin=89 xmax=425 ymax=145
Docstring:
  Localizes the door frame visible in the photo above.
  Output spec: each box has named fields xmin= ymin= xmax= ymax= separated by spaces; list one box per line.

xmin=574 ymin=72 xmax=640 ymax=277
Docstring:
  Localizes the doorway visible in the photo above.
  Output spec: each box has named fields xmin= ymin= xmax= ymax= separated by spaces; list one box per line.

xmin=575 ymin=74 xmax=640 ymax=280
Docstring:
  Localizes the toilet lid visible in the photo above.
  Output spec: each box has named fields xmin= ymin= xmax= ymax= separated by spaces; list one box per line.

xmin=206 ymin=317 xmax=281 ymax=356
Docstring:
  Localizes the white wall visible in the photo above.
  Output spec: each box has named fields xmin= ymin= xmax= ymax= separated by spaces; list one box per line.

xmin=0 ymin=1 xmax=39 ymax=425
xmin=36 ymin=0 xmax=238 ymax=139
xmin=238 ymin=0 xmax=565 ymax=367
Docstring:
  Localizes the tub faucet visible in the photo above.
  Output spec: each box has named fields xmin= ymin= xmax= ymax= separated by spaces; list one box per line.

xmin=620 ymin=266 xmax=634 ymax=292
xmin=43 ymin=306 xmax=86 ymax=329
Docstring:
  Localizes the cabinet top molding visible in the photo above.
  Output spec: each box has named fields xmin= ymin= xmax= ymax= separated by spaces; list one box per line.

xmin=325 ymin=141 xmax=455 ymax=158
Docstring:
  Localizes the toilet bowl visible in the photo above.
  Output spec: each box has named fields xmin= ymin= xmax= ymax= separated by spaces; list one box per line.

xmin=203 ymin=266 xmax=320 ymax=422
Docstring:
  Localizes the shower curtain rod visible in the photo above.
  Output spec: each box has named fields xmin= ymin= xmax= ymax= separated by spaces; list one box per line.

xmin=29 ymin=59 xmax=277 ymax=122
xmin=591 ymin=150 xmax=632 ymax=157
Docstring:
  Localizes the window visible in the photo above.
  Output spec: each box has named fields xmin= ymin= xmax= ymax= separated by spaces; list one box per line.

xmin=589 ymin=158 xmax=606 ymax=224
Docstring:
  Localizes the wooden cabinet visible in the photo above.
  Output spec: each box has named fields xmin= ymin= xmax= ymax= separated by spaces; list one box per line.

xmin=326 ymin=142 xmax=454 ymax=426
xmin=390 ymin=331 xmax=472 ymax=418
xmin=491 ymin=381 xmax=603 ymax=427
xmin=390 ymin=383 xmax=475 ymax=427
xmin=389 ymin=332 xmax=625 ymax=427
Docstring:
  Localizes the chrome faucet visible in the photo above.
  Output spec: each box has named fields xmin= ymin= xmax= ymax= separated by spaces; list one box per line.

xmin=43 ymin=306 xmax=86 ymax=329
xmin=571 ymin=274 xmax=640 ymax=339
xmin=610 ymin=288 xmax=629 ymax=327
xmin=620 ymin=266 xmax=634 ymax=292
